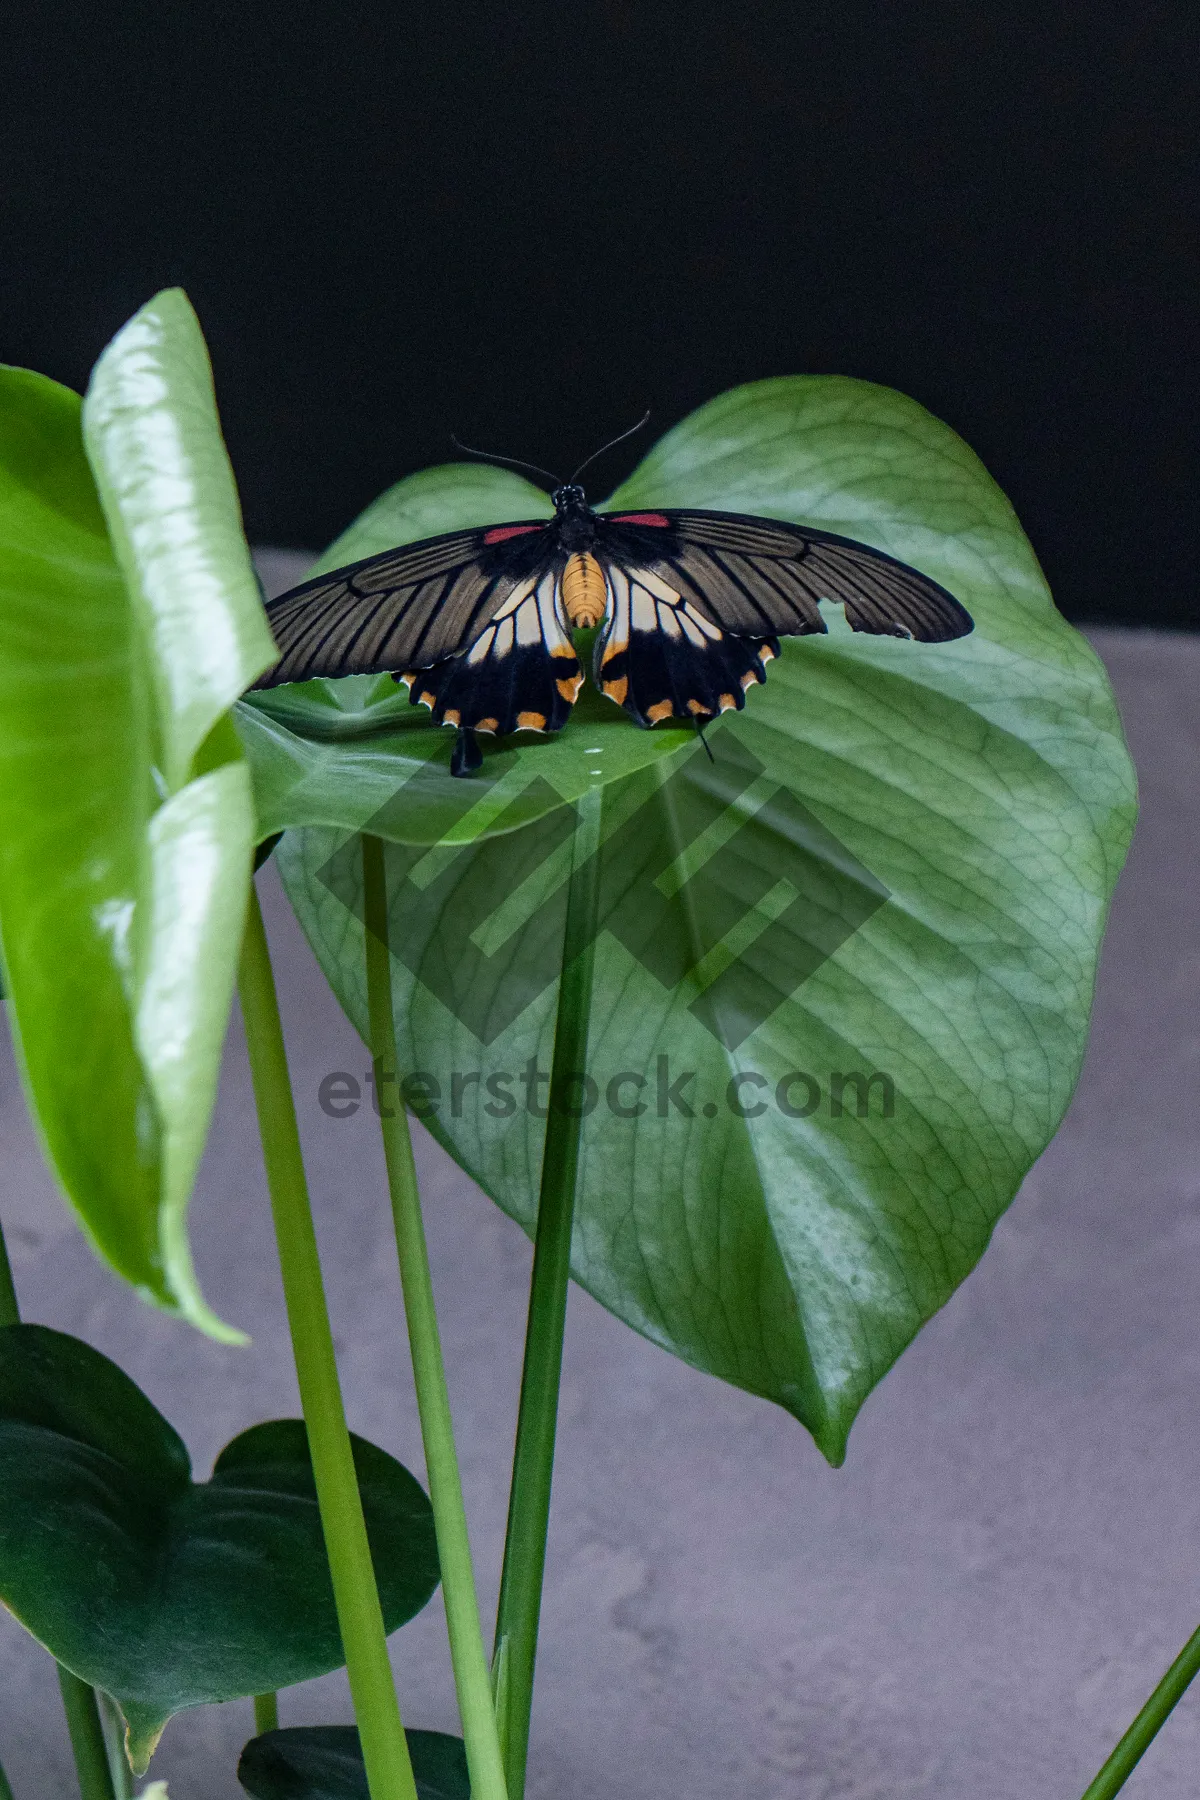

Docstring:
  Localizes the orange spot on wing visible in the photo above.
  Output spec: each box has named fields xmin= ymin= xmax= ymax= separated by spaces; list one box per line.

xmin=646 ymin=699 xmax=675 ymax=723
xmin=419 ymin=689 xmax=437 ymax=708
xmin=443 ymin=708 xmax=461 ymax=726
xmin=557 ymin=674 xmax=584 ymax=702
xmin=687 ymin=699 xmax=712 ymax=715
xmin=602 ymin=676 xmax=628 ymax=705
xmin=476 ymin=717 xmax=499 ymax=733
xmin=718 ymin=693 xmax=737 ymax=711
xmin=517 ymin=711 xmax=546 ymax=731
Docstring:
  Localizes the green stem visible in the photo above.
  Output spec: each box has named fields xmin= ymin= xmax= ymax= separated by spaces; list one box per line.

xmin=1080 ymin=1622 xmax=1200 ymax=1798
xmin=362 ymin=835 xmax=508 ymax=1800
xmin=238 ymin=886 xmax=418 ymax=1800
xmin=56 ymin=1669 xmax=116 ymax=1800
xmin=254 ymin=1692 xmax=280 ymax=1735
xmin=96 ymin=1695 xmax=132 ymax=1800
xmin=0 ymin=1205 xmax=18 ymax=1328
xmin=492 ymin=789 xmax=602 ymax=1800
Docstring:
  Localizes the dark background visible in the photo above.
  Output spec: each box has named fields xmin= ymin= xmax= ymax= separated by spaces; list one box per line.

xmin=2 ymin=0 xmax=1196 ymax=626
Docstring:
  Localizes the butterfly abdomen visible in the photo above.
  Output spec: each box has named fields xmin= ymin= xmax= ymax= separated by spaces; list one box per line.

xmin=561 ymin=552 xmax=608 ymax=627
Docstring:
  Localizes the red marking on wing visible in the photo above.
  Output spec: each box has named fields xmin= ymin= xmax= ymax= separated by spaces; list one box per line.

xmin=483 ymin=524 xmax=546 ymax=544
xmin=611 ymin=512 xmax=670 ymax=527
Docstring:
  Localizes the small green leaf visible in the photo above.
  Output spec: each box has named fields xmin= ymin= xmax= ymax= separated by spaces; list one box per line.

xmin=0 ymin=1325 xmax=439 ymax=1774
xmin=274 ymin=376 xmax=1136 ymax=1461
xmin=238 ymin=1727 xmax=469 ymax=1800
xmin=0 ymin=294 xmax=273 ymax=1337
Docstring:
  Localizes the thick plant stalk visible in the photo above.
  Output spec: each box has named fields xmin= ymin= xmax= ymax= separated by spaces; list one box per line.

xmin=361 ymin=834 xmax=508 ymax=1800
xmin=96 ymin=1695 xmax=132 ymax=1800
xmin=0 ymin=1204 xmax=121 ymax=1800
xmin=238 ymin=886 xmax=418 ymax=1800
xmin=492 ymin=789 xmax=602 ymax=1800
xmin=0 ymin=1214 xmax=17 ymax=1327
xmin=56 ymin=1670 xmax=117 ymax=1800
xmin=1080 ymin=1623 xmax=1200 ymax=1798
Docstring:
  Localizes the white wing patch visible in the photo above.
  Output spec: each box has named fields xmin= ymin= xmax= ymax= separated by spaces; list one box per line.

xmin=601 ymin=565 xmax=724 ymax=660
xmin=464 ymin=572 xmax=571 ymax=665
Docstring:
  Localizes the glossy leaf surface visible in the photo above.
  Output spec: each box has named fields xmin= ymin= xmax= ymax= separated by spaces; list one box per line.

xmin=0 ymin=293 xmax=273 ymax=1336
xmin=0 ymin=1326 xmax=438 ymax=1773
xmin=272 ymin=376 xmax=1135 ymax=1460
xmin=82 ymin=287 xmax=277 ymax=794
xmin=0 ymin=368 xmax=159 ymax=1294
xmin=238 ymin=1727 xmax=469 ymax=1800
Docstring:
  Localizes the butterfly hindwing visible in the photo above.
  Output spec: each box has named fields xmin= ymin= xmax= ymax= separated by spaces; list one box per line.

xmin=595 ymin=564 xmax=778 ymax=725
xmin=255 ymin=519 xmax=556 ymax=687
xmin=399 ymin=570 xmax=582 ymax=736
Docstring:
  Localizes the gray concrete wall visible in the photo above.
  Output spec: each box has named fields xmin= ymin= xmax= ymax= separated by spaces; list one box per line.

xmin=0 ymin=622 xmax=1197 ymax=1799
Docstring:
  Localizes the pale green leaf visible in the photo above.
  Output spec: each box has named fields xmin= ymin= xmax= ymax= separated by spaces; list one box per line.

xmin=83 ymin=288 xmax=277 ymax=795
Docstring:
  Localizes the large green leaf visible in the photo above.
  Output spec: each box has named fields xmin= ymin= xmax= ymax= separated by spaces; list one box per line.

xmin=238 ymin=1727 xmax=469 ymax=1800
xmin=0 ymin=294 xmax=274 ymax=1337
xmin=0 ymin=1325 xmax=438 ymax=1774
xmin=273 ymin=376 xmax=1136 ymax=1461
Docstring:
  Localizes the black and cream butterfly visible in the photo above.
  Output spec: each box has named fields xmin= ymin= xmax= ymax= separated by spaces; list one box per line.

xmin=255 ymin=482 xmax=974 ymax=775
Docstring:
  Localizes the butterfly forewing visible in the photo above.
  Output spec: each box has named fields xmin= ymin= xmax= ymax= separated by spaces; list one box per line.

xmin=255 ymin=520 xmax=556 ymax=687
xmin=594 ymin=509 xmax=973 ymax=643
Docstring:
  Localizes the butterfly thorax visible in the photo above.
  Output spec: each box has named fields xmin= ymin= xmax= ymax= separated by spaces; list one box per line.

xmin=550 ymin=484 xmax=596 ymax=551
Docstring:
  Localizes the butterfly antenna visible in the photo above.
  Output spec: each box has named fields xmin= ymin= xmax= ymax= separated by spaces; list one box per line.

xmin=569 ymin=409 xmax=652 ymax=484
xmin=449 ymin=435 xmax=563 ymax=486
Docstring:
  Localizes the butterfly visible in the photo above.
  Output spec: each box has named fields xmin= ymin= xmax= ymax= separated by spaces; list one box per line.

xmin=254 ymin=480 xmax=974 ymax=776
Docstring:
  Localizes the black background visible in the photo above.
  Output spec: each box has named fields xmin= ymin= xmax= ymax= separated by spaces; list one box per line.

xmin=2 ymin=0 xmax=1196 ymax=626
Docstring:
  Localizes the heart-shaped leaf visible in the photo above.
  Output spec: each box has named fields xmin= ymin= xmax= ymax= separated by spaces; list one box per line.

xmin=0 ymin=1325 xmax=438 ymax=1773
xmin=238 ymin=1727 xmax=468 ymax=1800
xmin=0 ymin=292 xmax=275 ymax=1337
xmin=272 ymin=376 xmax=1135 ymax=1463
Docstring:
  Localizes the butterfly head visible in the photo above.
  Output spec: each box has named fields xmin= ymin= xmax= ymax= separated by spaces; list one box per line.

xmin=551 ymin=482 xmax=589 ymax=514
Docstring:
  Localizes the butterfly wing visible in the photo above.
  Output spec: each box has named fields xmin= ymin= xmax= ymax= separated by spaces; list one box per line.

xmin=254 ymin=518 xmax=583 ymax=736
xmin=592 ymin=561 xmax=781 ymax=726
xmin=398 ymin=568 xmax=583 ymax=736
xmin=255 ymin=519 xmax=558 ymax=687
xmin=588 ymin=507 xmax=973 ymax=725
xmin=597 ymin=509 xmax=973 ymax=641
